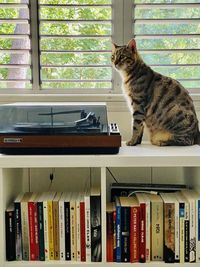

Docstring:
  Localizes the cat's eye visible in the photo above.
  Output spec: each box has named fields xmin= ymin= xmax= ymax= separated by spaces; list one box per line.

xmin=111 ymin=55 xmax=115 ymax=61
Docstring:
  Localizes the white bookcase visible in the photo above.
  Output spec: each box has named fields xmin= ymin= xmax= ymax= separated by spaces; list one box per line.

xmin=1 ymin=144 xmax=200 ymax=267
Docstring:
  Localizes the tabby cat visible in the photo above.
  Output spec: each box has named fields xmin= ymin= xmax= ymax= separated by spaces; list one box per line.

xmin=111 ymin=39 xmax=200 ymax=146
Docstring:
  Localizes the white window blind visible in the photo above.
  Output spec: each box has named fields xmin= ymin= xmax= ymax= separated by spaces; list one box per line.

xmin=133 ymin=0 xmax=200 ymax=93
xmin=0 ymin=0 xmax=31 ymax=90
xmin=38 ymin=0 xmax=112 ymax=92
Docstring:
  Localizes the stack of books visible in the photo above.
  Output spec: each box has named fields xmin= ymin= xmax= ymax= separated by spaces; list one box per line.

xmin=107 ymin=188 xmax=200 ymax=263
xmin=5 ymin=189 xmax=101 ymax=262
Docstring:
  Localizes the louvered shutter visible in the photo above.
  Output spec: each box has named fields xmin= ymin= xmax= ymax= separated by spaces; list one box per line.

xmin=134 ymin=0 xmax=200 ymax=93
xmin=0 ymin=0 xmax=31 ymax=90
xmin=39 ymin=0 xmax=112 ymax=92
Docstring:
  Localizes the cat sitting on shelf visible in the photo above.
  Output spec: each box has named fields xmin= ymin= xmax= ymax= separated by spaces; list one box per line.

xmin=111 ymin=38 xmax=200 ymax=146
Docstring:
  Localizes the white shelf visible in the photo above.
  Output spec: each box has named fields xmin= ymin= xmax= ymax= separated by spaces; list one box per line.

xmin=2 ymin=143 xmax=200 ymax=267
xmin=4 ymin=262 xmax=200 ymax=267
xmin=0 ymin=143 xmax=200 ymax=168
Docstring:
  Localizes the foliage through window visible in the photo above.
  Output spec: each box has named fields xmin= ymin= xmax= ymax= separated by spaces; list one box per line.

xmin=0 ymin=0 xmax=199 ymax=94
xmin=134 ymin=0 xmax=200 ymax=93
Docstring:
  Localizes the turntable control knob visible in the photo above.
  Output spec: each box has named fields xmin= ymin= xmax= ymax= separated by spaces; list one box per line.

xmin=109 ymin=123 xmax=120 ymax=134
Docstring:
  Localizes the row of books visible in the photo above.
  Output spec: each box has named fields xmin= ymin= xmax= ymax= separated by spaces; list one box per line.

xmin=106 ymin=189 xmax=200 ymax=263
xmin=5 ymin=189 xmax=101 ymax=262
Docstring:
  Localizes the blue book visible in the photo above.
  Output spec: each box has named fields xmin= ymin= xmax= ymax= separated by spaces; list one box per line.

xmin=115 ymin=197 xmax=121 ymax=262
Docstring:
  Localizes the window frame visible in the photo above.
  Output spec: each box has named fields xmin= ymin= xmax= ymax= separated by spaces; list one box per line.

xmin=0 ymin=0 xmax=199 ymax=105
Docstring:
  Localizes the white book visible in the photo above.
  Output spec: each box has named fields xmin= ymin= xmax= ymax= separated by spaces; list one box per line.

xmin=76 ymin=193 xmax=81 ymax=261
xmin=181 ymin=190 xmax=196 ymax=262
xmin=20 ymin=192 xmax=33 ymax=261
xmin=59 ymin=192 xmax=68 ymax=261
xmin=182 ymin=190 xmax=200 ymax=262
xmin=84 ymin=193 xmax=91 ymax=262
xmin=70 ymin=192 xmax=77 ymax=261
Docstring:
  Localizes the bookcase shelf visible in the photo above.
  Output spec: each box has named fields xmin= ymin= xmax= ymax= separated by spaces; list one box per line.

xmin=1 ymin=143 xmax=200 ymax=267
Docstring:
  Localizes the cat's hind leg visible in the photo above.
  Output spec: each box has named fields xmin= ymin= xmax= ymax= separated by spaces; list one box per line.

xmin=150 ymin=130 xmax=173 ymax=146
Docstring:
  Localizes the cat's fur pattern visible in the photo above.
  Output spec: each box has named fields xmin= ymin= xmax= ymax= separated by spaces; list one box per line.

xmin=111 ymin=39 xmax=200 ymax=146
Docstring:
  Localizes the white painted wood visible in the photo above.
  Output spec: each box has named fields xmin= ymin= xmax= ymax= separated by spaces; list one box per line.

xmin=1 ymin=144 xmax=200 ymax=168
xmin=2 ymin=144 xmax=200 ymax=266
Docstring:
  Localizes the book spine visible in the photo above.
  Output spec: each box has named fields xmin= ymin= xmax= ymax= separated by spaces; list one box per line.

xmin=21 ymin=201 xmax=29 ymax=260
xmin=37 ymin=202 xmax=45 ymax=261
xmin=184 ymin=202 xmax=190 ymax=262
xmin=106 ymin=211 xmax=114 ymax=262
xmin=34 ymin=202 xmax=39 ymax=261
xmin=130 ymin=206 xmax=139 ymax=263
xmin=139 ymin=203 xmax=146 ymax=263
xmin=43 ymin=200 xmax=49 ymax=261
xmin=115 ymin=203 xmax=121 ymax=262
xmin=151 ymin=201 xmax=163 ymax=261
xmin=53 ymin=201 xmax=60 ymax=260
xmin=47 ymin=200 xmax=54 ymax=260
xmin=179 ymin=202 xmax=185 ymax=263
xmin=121 ymin=206 xmax=130 ymax=262
xmin=64 ymin=201 xmax=71 ymax=260
xmin=5 ymin=210 xmax=16 ymax=261
xmin=113 ymin=209 xmax=116 ymax=262
xmin=28 ymin=202 xmax=36 ymax=260
xmin=189 ymin=199 xmax=196 ymax=262
xmin=175 ymin=201 xmax=180 ymax=262
xmin=59 ymin=199 xmax=65 ymax=261
xmin=70 ymin=199 xmax=77 ymax=261
xmin=90 ymin=195 xmax=101 ymax=262
xmin=85 ymin=195 xmax=91 ymax=262
xmin=14 ymin=202 xmax=22 ymax=261
xmin=145 ymin=201 xmax=150 ymax=262
xmin=80 ymin=201 xmax=86 ymax=261
xmin=164 ymin=203 xmax=175 ymax=263
xmin=196 ymin=199 xmax=200 ymax=262
xmin=76 ymin=200 xmax=81 ymax=261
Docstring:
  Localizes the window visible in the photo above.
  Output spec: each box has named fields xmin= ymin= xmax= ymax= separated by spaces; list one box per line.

xmin=133 ymin=0 xmax=200 ymax=94
xmin=0 ymin=0 xmax=31 ymax=91
xmin=0 ymin=0 xmax=199 ymax=95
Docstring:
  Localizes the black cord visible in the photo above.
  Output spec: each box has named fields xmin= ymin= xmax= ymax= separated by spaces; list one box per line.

xmin=106 ymin=167 xmax=119 ymax=183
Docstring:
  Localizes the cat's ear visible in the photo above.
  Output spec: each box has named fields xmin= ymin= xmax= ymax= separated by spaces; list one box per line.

xmin=127 ymin=39 xmax=136 ymax=52
xmin=112 ymin=43 xmax=117 ymax=52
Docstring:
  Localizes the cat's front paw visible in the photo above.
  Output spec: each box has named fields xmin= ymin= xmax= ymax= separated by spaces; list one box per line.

xmin=126 ymin=139 xmax=138 ymax=146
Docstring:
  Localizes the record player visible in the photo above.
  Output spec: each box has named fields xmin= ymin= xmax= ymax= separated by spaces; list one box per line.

xmin=0 ymin=103 xmax=121 ymax=154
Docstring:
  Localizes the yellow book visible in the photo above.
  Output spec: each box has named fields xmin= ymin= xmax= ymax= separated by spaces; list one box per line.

xmin=47 ymin=192 xmax=56 ymax=260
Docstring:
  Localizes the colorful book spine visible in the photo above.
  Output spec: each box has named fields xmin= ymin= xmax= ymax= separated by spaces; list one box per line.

xmin=164 ymin=203 xmax=175 ymax=263
xmin=139 ymin=203 xmax=146 ymax=263
xmin=80 ymin=200 xmax=86 ymax=261
xmin=21 ymin=200 xmax=30 ymax=260
xmin=174 ymin=199 xmax=180 ymax=262
xmin=106 ymin=208 xmax=114 ymax=262
xmin=115 ymin=197 xmax=121 ymax=262
xmin=53 ymin=199 xmax=60 ymax=260
xmin=47 ymin=199 xmax=54 ymax=260
xmin=28 ymin=201 xmax=37 ymax=260
xmin=130 ymin=206 xmax=139 ymax=263
xmin=196 ymin=199 xmax=200 ymax=262
xmin=76 ymin=199 xmax=81 ymax=261
xmin=121 ymin=206 xmax=130 ymax=262
xmin=43 ymin=199 xmax=49 ymax=261
xmin=179 ymin=202 xmax=185 ymax=263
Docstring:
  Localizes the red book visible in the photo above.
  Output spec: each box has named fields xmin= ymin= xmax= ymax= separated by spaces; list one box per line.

xmin=28 ymin=193 xmax=39 ymax=261
xmin=130 ymin=206 xmax=140 ymax=262
xmin=80 ymin=200 xmax=86 ymax=261
xmin=106 ymin=203 xmax=115 ymax=262
xmin=28 ymin=201 xmax=36 ymax=260
xmin=136 ymin=193 xmax=146 ymax=263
